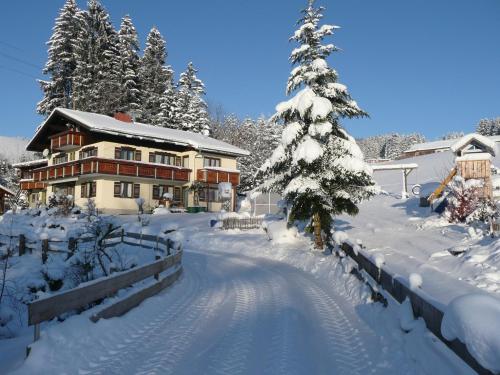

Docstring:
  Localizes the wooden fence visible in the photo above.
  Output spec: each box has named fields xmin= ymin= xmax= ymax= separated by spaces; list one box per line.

xmin=27 ymin=249 xmax=182 ymax=347
xmin=0 ymin=229 xmax=178 ymax=264
xmin=341 ymin=242 xmax=493 ymax=375
xmin=222 ymin=217 xmax=263 ymax=230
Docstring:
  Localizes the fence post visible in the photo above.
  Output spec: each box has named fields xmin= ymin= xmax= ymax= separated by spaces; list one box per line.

xmin=67 ymin=237 xmax=76 ymax=259
xmin=166 ymin=239 xmax=171 ymax=256
xmin=42 ymin=239 xmax=49 ymax=264
xmin=154 ymin=253 xmax=161 ymax=281
xmin=19 ymin=234 xmax=25 ymax=256
xmin=121 ymin=228 xmax=124 ymax=243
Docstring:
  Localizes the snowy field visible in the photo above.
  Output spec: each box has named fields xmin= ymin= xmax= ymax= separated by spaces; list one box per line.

xmin=3 ymin=213 xmax=473 ymax=375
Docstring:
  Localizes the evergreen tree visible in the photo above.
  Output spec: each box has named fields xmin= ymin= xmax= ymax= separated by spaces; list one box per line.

xmin=72 ymin=0 xmax=121 ymax=114
xmin=177 ymin=62 xmax=210 ymax=135
xmin=117 ymin=15 xmax=141 ymax=116
xmin=37 ymin=0 xmax=80 ymax=115
xmin=139 ymin=27 xmax=173 ymax=124
xmin=258 ymin=0 xmax=377 ymax=249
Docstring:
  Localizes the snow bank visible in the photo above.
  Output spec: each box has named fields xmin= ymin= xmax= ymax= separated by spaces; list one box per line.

xmin=441 ymin=293 xmax=500 ymax=372
xmin=263 ymin=220 xmax=298 ymax=244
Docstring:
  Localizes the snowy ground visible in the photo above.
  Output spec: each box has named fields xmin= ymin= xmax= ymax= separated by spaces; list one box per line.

xmin=4 ymin=213 xmax=474 ymax=375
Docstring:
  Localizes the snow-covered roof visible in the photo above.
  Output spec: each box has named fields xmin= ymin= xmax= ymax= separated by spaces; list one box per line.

xmin=11 ymin=158 xmax=48 ymax=169
xmin=0 ymin=184 xmax=14 ymax=196
xmin=404 ymin=139 xmax=455 ymax=153
xmin=371 ymin=163 xmax=418 ymax=171
xmin=450 ymin=133 xmax=497 ymax=156
xmin=28 ymin=108 xmax=250 ymax=157
xmin=455 ymin=152 xmax=492 ymax=162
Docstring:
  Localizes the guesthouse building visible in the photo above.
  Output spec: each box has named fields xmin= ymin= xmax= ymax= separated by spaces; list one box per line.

xmin=19 ymin=108 xmax=249 ymax=214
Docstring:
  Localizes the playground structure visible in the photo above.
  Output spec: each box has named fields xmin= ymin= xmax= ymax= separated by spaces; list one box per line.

xmin=427 ymin=133 xmax=496 ymax=205
xmin=371 ymin=163 xmax=419 ymax=198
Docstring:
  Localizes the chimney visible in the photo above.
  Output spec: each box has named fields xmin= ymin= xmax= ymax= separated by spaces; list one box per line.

xmin=114 ymin=112 xmax=133 ymax=123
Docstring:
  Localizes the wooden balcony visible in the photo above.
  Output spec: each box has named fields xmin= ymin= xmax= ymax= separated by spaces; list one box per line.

xmin=20 ymin=181 xmax=47 ymax=190
xmin=32 ymin=158 xmax=191 ymax=183
xmin=196 ymin=168 xmax=240 ymax=185
xmin=50 ymin=130 xmax=85 ymax=151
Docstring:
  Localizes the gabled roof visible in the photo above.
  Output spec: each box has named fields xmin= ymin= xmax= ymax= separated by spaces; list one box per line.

xmin=0 ymin=184 xmax=14 ymax=196
xmin=450 ymin=133 xmax=497 ymax=156
xmin=27 ymin=108 xmax=250 ymax=157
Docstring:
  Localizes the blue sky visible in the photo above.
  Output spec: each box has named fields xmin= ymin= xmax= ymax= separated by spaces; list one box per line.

xmin=0 ymin=0 xmax=499 ymax=140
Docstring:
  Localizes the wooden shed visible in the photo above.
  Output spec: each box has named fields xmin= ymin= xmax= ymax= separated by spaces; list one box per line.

xmin=0 ymin=184 xmax=14 ymax=214
xmin=450 ymin=134 xmax=497 ymax=199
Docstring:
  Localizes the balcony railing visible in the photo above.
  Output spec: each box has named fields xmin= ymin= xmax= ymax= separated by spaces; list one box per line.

xmin=32 ymin=158 xmax=191 ymax=183
xmin=196 ymin=168 xmax=240 ymax=185
xmin=20 ymin=181 xmax=47 ymax=190
xmin=50 ymin=130 xmax=85 ymax=151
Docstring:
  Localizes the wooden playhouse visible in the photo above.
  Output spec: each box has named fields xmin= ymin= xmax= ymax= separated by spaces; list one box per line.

xmin=428 ymin=133 xmax=497 ymax=204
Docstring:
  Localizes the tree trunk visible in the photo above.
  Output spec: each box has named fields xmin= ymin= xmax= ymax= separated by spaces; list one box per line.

xmin=313 ymin=213 xmax=323 ymax=250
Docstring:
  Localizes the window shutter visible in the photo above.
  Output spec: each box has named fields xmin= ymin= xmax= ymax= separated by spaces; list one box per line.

xmin=81 ymin=183 xmax=86 ymax=198
xmin=175 ymin=156 xmax=181 ymax=166
xmin=114 ymin=182 xmax=121 ymax=197
xmin=115 ymin=147 xmax=121 ymax=159
xmin=152 ymin=185 xmax=159 ymax=199
xmin=79 ymin=151 xmax=83 ymax=160
xmin=135 ymin=150 xmax=142 ymax=161
xmin=133 ymin=184 xmax=140 ymax=198
xmin=91 ymin=182 xmax=96 ymax=197
xmin=149 ymin=152 xmax=155 ymax=163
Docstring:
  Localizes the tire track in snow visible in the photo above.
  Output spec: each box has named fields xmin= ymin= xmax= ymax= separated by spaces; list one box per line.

xmin=206 ymin=274 xmax=258 ymax=375
xmin=292 ymin=273 xmax=370 ymax=375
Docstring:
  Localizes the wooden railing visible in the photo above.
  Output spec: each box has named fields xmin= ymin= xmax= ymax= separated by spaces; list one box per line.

xmin=31 ymin=157 xmax=191 ymax=183
xmin=24 ymin=230 xmax=184 ymax=352
xmin=340 ymin=241 xmax=493 ymax=375
xmin=197 ymin=168 xmax=239 ymax=185
xmin=50 ymin=130 xmax=85 ymax=151
xmin=222 ymin=217 xmax=263 ymax=230
xmin=20 ymin=181 xmax=47 ymax=190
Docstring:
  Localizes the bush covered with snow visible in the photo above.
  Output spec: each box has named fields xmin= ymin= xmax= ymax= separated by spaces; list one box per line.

xmin=263 ymin=220 xmax=298 ymax=244
xmin=445 ymin=176 xmax=482 ymax=223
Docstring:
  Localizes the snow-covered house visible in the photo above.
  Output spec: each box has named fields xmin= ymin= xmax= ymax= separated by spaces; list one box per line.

xmin=401 ymin=135 xmax=500 ymax=159
xmin=0 ymin=184 xmax=14 ymax=214
xmin=21 ymin=108 xmax=249 ymax=214
xmin=12 ymin=159 xmax=48 ymax=207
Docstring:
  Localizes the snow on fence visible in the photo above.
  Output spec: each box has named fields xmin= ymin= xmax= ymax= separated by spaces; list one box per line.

xmin=222 ymin=217 xmax=264 ymax=230
xmin=24 ymin=231 xmax=183 ymax=356
xmin=340 ymin=242 xmax=494 ymax=375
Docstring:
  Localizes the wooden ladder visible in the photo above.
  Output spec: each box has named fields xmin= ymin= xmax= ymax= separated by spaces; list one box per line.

xmin=427 ymin=167 xmax=457 ymax=203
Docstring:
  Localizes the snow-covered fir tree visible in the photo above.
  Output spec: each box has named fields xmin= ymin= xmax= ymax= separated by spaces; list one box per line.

xmin=72 ymin=0 xmax=121 ymax=114
xmin=37 ymin=0 xmax=81 ymax=115
xmin=139 ymin=27 xmax=173 ymax=124
xmin=476 ymin=118 xmax=500 ymax=136
xmin=177 ymin=62 xmax=210 ymax=135
xmin=383 ymin=133 xmax=425 ymax=160
xmin=258 ymin=0 xmax=377 ymax=249
xmin=117 ymin=15 xmax=141 ymax=117
xmin=441 ymin=131 xmax=464 ymax=140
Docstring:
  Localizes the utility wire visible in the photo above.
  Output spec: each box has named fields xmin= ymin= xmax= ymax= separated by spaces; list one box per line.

xmin=0 ymin=64 xmax=39 ymax=80
xmin=0 ymin=51 xmax=41 ymax=71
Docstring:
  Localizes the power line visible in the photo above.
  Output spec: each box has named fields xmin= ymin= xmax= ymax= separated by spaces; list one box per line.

xmin=0 ymin=40 xmax=25 ymax=53
xmin=0 ymin=51 xmax=41 ymax=71
xmin=0 ymin=64 xmax=39 ymax=80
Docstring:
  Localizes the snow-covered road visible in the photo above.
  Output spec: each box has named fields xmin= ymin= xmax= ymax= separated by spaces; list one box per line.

xmin=12 ymin=248 xmax=399 ymax=375
xmin=10 ymin=214 xmax=474 ymax=375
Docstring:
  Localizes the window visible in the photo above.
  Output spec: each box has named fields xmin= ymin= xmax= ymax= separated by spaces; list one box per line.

xmin=182 ymin=156 xmax=189 ymax=168
xmin=149 ymin=152 xmax=179 ymax=166
xmin=203 ymin=157 xmax=221 ymax=168
xmin=53 ymin=184 xmax=74 ymax=197
xmin=114 ymin=182 xmax=140 ymax=198
xmin=80 ymin=147 xmax=97 ymax=159
xmin=53 ymin=153 xmax=69 ymax=165
xmin=153 ymin=185 xmax=173 ymax=200
xmin=81 ymin=182 xmax=96 ymax=198
xmin=199 ymin=187 xmax=220 ymax=202
xmin=115 ymin=147 xmax=141 ymax=161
